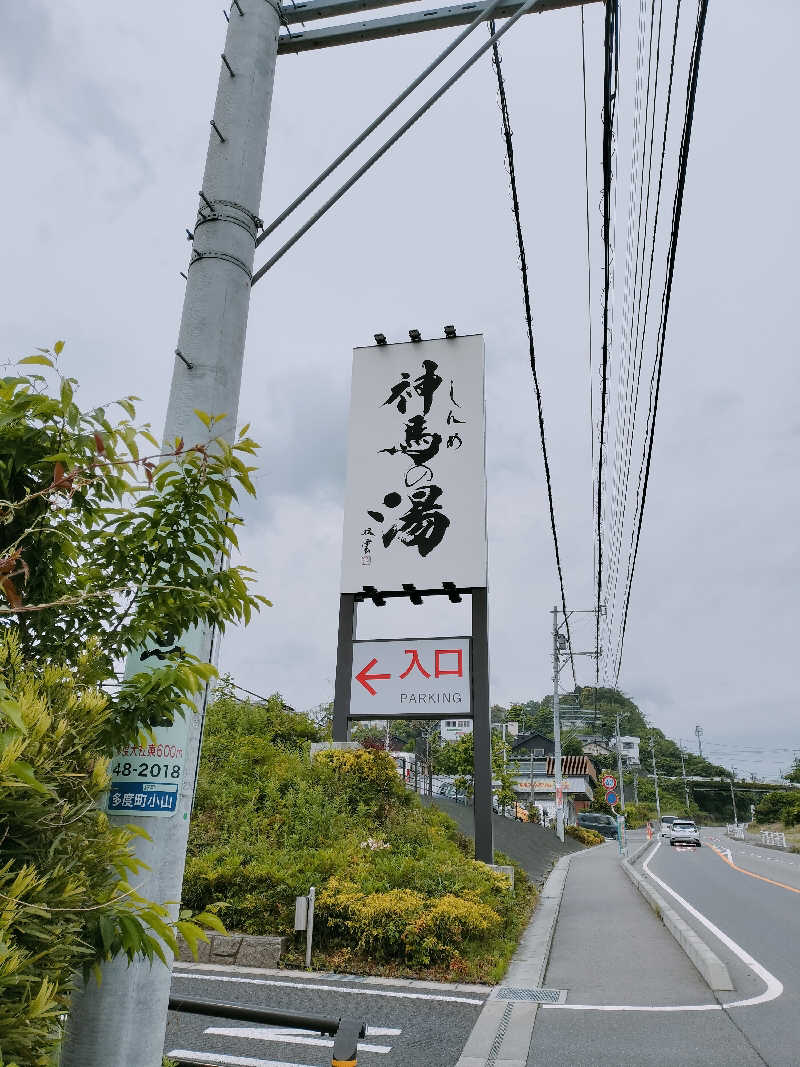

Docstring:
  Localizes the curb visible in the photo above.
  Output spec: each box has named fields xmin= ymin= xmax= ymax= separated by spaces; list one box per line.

xmin=627 ymin=836 xmax=656 ymax=865
xmin=620 ymin=854 xmax=734 ymax=992
xmin=454 ymin=853 xmax=574 ymax=1067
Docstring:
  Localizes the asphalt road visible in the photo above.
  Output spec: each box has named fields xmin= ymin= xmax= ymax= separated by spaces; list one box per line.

xmin=165 ymin=967 xmax=487 ymax=1067
xmin=646 ymin=832 xmax=800 ymax=1066
xmin=530 ymin=832 xmax=800 ymax=1066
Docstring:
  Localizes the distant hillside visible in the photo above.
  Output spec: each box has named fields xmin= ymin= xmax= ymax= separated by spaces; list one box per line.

xmin=493 ymin=687 xmax=750 ymax=822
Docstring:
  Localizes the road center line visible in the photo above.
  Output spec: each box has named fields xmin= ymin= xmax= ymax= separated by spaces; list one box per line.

xmin=171 ymin=971 xmax=484 ymax=1004
xmin=544 ymin=842 xmax=783 ymax=1012
xmin=708 ymin=843 xmax=800 ymax=895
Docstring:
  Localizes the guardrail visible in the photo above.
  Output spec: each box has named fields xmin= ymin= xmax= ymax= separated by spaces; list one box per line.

xmin=168 ymin=996 xmax=365 ymax=1066
xmin=760 ymin=830 xmax=787 ymax=849
xmin=726 ymin=824 xmax=745 ymax=840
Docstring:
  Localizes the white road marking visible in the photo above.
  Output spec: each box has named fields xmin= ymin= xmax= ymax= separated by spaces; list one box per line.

xmin=172 ymin=970 xmax=484 ymax=1004
xmin=545 ymin=841 xmax=783 ymax=1013
xmin=204 ymin=1026 xmax=392 ymax=1053
xmin=168 ymin=1051 xmax=323 ymax=1067
xmin=642 ymin=842 xmax=783 ymax=1008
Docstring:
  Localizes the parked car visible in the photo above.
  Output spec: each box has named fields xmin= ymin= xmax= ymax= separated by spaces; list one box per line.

xmin=667 ymin=820 xmax=701 ymax=847
xmin=660 ymin=815 xmax=679 ymax=838
xmin=576 ymin=812 xmax=618 ymax=839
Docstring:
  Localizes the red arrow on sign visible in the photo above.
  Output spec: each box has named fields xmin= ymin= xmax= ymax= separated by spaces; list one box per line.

xmin=355 ymin=657 xmax=391 ymax=696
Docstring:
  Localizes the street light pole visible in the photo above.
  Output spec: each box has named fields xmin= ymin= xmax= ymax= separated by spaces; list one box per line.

xmin=552 ymin=605 xmax=564 ymax=843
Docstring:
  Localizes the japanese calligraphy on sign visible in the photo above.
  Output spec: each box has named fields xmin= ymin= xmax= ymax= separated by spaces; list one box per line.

xmin=341 ymin=336 xmax=487 ymax=593
xmin=349 ymin=637 xmax=472 ymax=719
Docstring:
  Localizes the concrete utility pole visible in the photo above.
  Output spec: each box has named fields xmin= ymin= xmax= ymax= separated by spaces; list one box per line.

xmin=614 ymin=709 xmax=626 ymax=812
xmin=552 ymin=605 xmax=564 ymax=843
xmin=680 ymin=746 xmax=690 ymax=812
xmin=695 ymin=723 xmax=704 ymax=758
xmin=61 ymin=5 xmax=281 ymax=1065
xmin=650 ymin=735 xmax=661 ymax=823
xmin=730 ymin=767 xmax=739 ymax=825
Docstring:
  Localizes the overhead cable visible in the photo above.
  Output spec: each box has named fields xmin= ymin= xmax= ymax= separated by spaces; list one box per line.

xmin=251 ymin=0 xmax=548 ymax=285
xmin=614 ymin=0 xmax=710 ymax=679
xmin=488 ymin=18 xmax=576 ymax=686
xmin=255 ymin=0 xmax=506 ymax=246
xmin=611 ymin=0 xmax=682 ymax=679
xmin=596 ymin=0 xmax=619 ymax=678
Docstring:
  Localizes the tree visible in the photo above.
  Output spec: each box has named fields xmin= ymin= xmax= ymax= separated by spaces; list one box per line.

xmin=0 ymin=347 xmax=268 ymax=1059
xmin=0 ymin=631 xmax=225 ymax=1065
xmin=785 ymin=759 xmax=800 ymax=785
xmin=0 ymin=345 xmax=267 ymax=749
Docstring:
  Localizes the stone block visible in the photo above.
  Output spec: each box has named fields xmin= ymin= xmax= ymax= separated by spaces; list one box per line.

xmin=176 ymin=933 xmax=211 ymax=963
xmin=237 ymin=935 xmax=288 ymax=968
xmin=210 ymin=934 xmax=242 ymax=959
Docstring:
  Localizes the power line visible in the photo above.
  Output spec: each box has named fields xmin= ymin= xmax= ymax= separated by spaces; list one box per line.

xmin=488 ymin=20 xmax=576 ymax=686
xmin=605 ymin=0 xmax=662 ymax=636
xmin=611 ymin=0 xmax=683 ymax=682
xmin=615 ymin=0 xmax=710 ymax=679
xmin=596 ymin=0 xmax=619 ymax=681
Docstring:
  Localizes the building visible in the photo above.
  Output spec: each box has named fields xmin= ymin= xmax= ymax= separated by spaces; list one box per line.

xmin=580 ymin=734 xmax=640 ymax=767
xmin=509 ymin=731 xmax=556 ymax=759
xmin=509 ymin=753 xmax=598 ymax=823
xmin=440 ymin=718 xmax=473 ymax=743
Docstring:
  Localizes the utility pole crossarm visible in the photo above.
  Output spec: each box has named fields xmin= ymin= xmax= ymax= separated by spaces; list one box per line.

xmin=278 ymin=0 xmax=600 ymax=53
xmin=282 ymin=0 xmax=425 ymax=23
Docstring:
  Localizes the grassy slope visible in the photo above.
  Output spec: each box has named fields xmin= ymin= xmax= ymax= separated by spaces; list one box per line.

xmin=182 ymin=691 xmax=536 ymax=982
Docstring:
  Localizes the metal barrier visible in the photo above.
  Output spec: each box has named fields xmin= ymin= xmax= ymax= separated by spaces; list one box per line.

xmin=168 ymin=996 xmax=365 ymax=1066
xmin=760 ymin=830 xmax=787 ymax=849
xmin=726 ymin=824 xmax=745 ymax=840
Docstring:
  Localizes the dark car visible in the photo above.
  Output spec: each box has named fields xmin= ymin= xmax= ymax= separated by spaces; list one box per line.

xmin=576 ymin=812 xmax=618 ymax=838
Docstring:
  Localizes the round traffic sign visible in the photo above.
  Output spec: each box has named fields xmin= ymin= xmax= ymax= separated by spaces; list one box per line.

xmin=602 ymin=774 xmax=617 ymax=790
xmin=605 ymin=790 xmax=618 ymax=806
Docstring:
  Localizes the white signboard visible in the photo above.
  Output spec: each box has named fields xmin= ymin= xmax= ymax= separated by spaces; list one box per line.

xmin=341 ymin=335 xmax=487 ymax=593
xmin=349 ymin=637 xmax=471 ymax=719
xmin=104 ymin=648 xmax=189 ymax=818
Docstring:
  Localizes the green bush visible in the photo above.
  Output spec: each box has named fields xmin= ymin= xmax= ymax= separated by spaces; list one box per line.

xmin=620 ymin=802 xmax=659 ymax=829
xmin=565 ymin=824 xmax=604 ymax=846
xmin=0 ymin=632 xmax=223 ymax=1066
xmin=183 ymin=692 xmax=534 ymax=979
xmin=755 ymin=791 xmax=800 ymax=827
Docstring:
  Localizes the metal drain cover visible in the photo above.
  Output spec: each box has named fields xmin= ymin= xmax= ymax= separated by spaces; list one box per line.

xmin=496 ymin=987 xmax=566 ymax=1003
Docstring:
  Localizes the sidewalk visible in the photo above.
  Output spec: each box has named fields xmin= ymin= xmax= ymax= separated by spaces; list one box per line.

xmin=457 ymin=840 xmax=764 ymax=1067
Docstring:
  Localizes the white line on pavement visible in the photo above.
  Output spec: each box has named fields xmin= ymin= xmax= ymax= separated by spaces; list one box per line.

xmin=643 ymin=841 xmax=784 ymax=1008
xmin=168 ymin=1051 xmax=322 ymax=1067
xmin=172 ymin=971 xmax=484 ymax=1004
xmin=204 ymin=1026 xmax=392 ymax=1053
xmin=544 ymin=841 xmax=783 ymax=1013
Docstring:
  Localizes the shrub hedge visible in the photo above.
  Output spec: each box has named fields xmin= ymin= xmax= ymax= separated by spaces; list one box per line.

xmin=182 ymin=690 xmax=534 ymax=979
xmin=565 ymin=825 xmax=605 ymax=846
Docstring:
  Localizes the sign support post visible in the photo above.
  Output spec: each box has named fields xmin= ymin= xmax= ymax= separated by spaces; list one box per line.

xmin=333 ymin=594 xmax=357 ymax=741
xmin=471 ymin=587 xmax=493 ymax=863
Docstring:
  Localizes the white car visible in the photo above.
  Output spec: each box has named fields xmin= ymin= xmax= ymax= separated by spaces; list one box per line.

xmin=667 ymin=820 xmax=701 ymax=847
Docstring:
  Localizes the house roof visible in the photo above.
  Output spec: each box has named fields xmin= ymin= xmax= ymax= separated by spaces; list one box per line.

xmin=546 ymin=755 xmax=598 ymax=781
xmin=511 ymin=731 xmax=554 ymax=752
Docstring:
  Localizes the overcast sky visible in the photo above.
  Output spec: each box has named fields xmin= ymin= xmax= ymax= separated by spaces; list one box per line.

xmin=2 ymin=1 xmax=797 ymax=779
